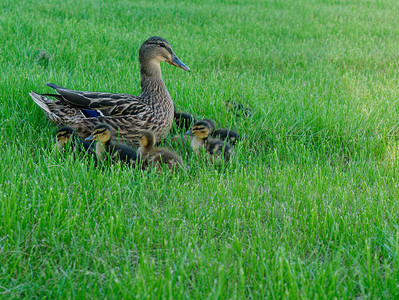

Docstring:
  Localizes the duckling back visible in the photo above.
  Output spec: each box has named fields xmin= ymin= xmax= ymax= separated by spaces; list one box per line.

xmin=138 ymin=130 xmax=183 ymax=170
xmin=149 ymin=148 xmax=183 ymax=170
xmin=173 ymin=111 xmax=198 ymax=132
xmin=110 ymin=143 xmax=140 ymax=167
xmin=205 ymin=138 xmax=233 ymax=162
xmin=211 ymin=129 xmax=246 ymax=146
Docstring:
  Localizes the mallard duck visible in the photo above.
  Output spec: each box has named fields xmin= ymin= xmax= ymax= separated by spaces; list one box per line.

xmin=138 ymin=130 xmax=183 ymax=170
xmin=85 ymin=123 xmax=139 ymax=166
xmin=186 ymin=120 xmax=233 ymax=162
xmin=30 ymin=36 xmax=190 ymax=145
xmin=55 ymin=126 xmax=94 ymax=153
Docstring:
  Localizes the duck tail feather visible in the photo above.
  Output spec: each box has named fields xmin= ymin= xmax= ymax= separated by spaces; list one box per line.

xmin=46 ymin=83 xmax=66 ymax=90
xmin=29 ymin=91 xmax=61 ymax=122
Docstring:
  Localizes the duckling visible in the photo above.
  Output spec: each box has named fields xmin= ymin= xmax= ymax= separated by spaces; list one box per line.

xmin=201 ymin=117 xmax=246 ymax=145
xmin=138 ymin=130 xmax=183 ymax=170
xmin=211 ymin=128 xmax=247 ymax=146
xmin=55 ymin=126 xmax=94 ymax=153
xmin=85 ymin=123 xmax=139 ymax=166
xmin=186 ymin=121 xmax=232 ymax=162
xmin=173 ymin=111 xmax=198 ymax=132
xmin=226 ymin=100 xmax=251 ymax=118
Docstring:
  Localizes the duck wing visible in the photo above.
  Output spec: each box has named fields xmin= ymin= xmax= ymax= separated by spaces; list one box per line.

xmin=30 ymin=92 xmax=171 ymax=144
xmin=46 ymin=83 xmax=147 ymax=116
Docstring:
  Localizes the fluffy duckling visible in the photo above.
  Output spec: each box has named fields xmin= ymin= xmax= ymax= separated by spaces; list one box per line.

xmin=55 ymin=126 xmax=94 ymax=153
xmin=201 ymin=117 xmax=246 ymax=146
xmin=226 ymin=100 xmax=251 ymax=118
xmin=186 ymin=121 xmax=233 ymax=162
xmin=138 ymin=130 xmax=183 ymax=170
xmin=85 ymin=123 xmax=139 ymax=166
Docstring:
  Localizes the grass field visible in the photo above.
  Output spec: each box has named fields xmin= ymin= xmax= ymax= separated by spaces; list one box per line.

xmin=1 ymin=0 xmax=399 ymax=298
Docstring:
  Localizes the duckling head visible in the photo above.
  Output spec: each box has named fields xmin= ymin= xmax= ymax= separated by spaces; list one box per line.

xmin=85 ymin=123 xmax=112 ymax=146
xmin=55 ymin=126 xmax=75 ymax=151
xmin=202 ymin=118 xmax=216 ymax=133
xmin=186 ymin=121 xmax=211 ymax=140
xmin=139 ymin=37 xmax=190 ymax=77
xmin=138 ymin=130 xmax=156 ymax=149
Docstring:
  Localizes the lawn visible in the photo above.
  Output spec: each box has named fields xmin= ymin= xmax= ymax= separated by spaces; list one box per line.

xmin=1 ymin=0 xmax=399 ymax=298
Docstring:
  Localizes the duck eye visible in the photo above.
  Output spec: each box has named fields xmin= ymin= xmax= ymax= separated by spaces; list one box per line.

xmin=159 ymin=43 xmax=165 ymax=47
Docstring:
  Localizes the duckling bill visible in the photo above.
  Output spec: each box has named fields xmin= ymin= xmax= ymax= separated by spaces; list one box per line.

xmin=85 ymin=123 xmax=139 ymax=166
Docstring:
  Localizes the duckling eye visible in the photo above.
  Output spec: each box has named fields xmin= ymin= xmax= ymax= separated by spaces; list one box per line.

xmin=159 ymin=43 xmax=165 ymax=48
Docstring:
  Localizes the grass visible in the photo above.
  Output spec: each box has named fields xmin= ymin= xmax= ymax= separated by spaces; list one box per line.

xmin=1 ymin=0 xmax=399 ymax=298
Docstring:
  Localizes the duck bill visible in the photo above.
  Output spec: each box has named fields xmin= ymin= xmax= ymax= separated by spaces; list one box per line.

xmin=185 ymin=130 xmax=193 ymax=135
xmin=85 ymin=135 xmax=95 ymax=141
xmin=167 ymin=56 xmax=190 ymax=72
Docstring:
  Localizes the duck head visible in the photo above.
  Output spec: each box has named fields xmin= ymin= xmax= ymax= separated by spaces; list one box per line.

xmin=139 ymin=37 xmax=190 ymax=77
xmin=185 ymin=121 xmax=211 ymax=140
xmin=55 ymin=126 xmax=75 ymax=151
xmin=85 ymin=123 xmax=112 ymax=146
xmin=138 ymin=130 xmax=156 ymax=149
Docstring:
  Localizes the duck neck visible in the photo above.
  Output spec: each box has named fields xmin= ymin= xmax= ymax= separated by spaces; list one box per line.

xmin=96 ymin=140 xmax=111 ymax=160
xmin=191 ymin=136 xmax=205 ymax=151
xmin=138 ymin=145 xmax=151 ymax=157
xmin=140 ymin=61 xmax=172 ymax=104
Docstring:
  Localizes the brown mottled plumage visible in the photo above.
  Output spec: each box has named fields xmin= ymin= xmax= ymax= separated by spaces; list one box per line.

xmin=30 ymin=36 xmax=190 ymax=145
xmin=138 ymin=130 xmax=183 ymax=171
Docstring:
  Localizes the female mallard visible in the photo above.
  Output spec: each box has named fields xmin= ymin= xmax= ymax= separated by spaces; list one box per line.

xmin=30 ymin=36 xmax=190 ymax=145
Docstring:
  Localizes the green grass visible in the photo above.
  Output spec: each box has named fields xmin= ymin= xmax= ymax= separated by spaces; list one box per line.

xmin=1 ymin=0 xmax=399 ymax=298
